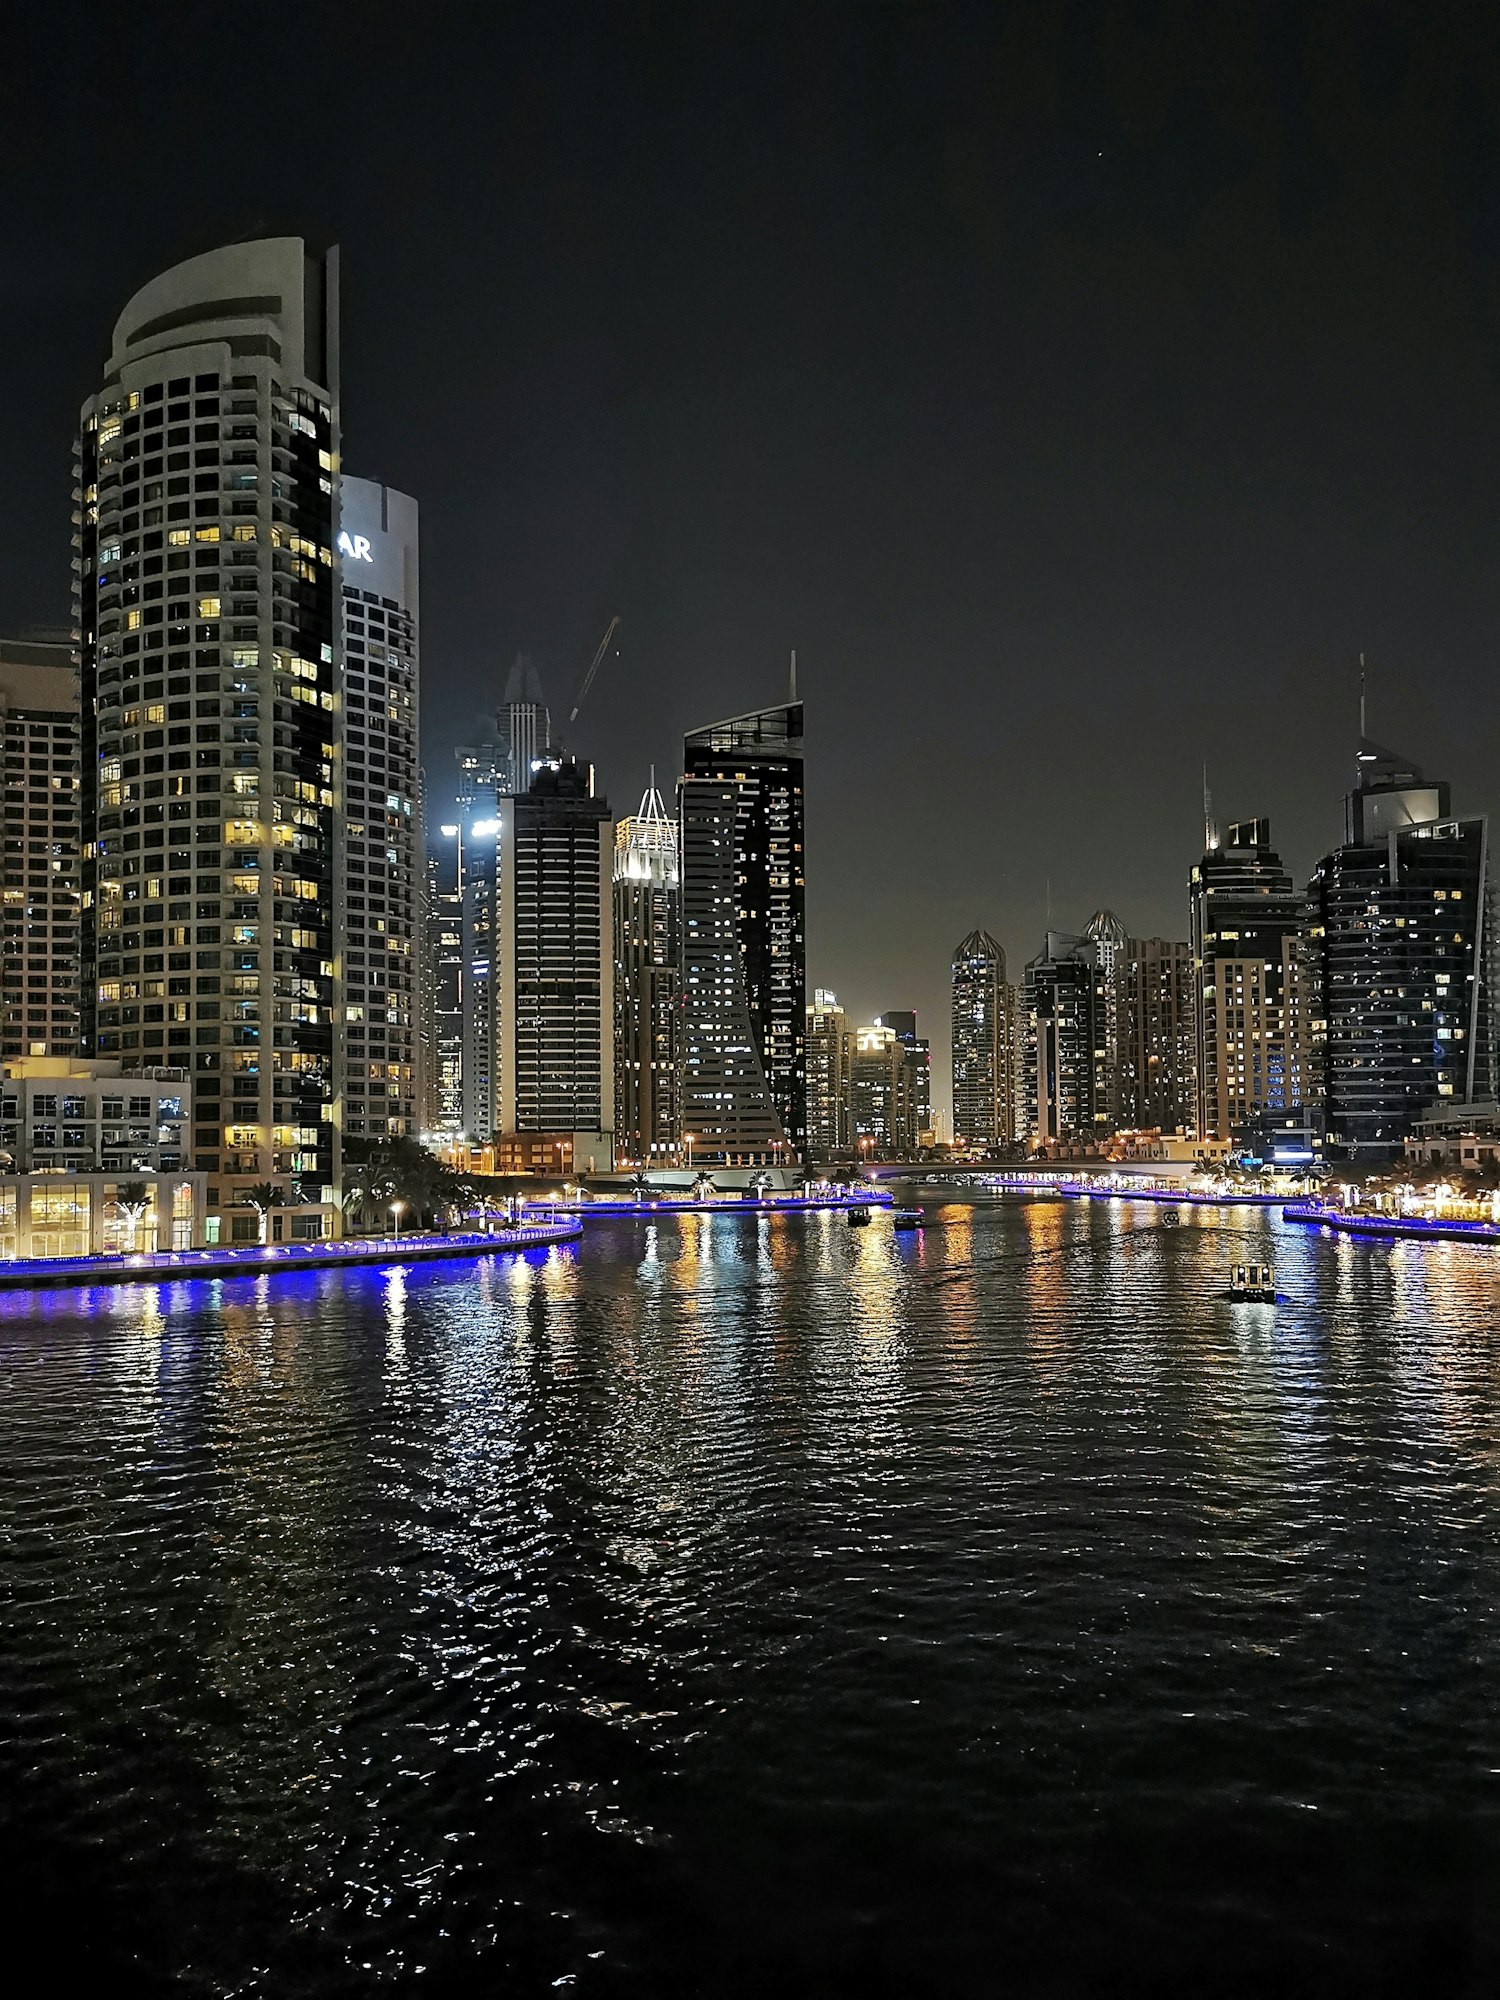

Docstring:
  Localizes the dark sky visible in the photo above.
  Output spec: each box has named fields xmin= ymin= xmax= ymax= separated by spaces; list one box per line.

xmin=6 ymin=2 xmax=1500 ymax=1115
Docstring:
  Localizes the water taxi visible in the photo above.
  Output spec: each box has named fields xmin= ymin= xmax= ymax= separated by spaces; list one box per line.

xmin=891 ymin=1208 xmax=924 ymax=1229
xmin=846 ymin=1205 xmax=872 ymax=1227
xmin=1226 ymin=1261 xmax=1278 ymax=1303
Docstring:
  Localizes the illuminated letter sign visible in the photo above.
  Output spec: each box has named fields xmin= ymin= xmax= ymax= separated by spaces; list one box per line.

xmin=337 ymin=531 xmax=373 ymax=562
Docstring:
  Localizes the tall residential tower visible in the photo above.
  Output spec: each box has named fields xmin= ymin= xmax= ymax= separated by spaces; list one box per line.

xmin=1308 ymin=741 xmax=1494 ymax=1158
xmin=679 ymin=698 xmax=806 ymax=1168
xmin=613 ymin=784 xmax=680 ymax=1165
xmin=76 ymin=239 xmax=341 ymax=1236
xmin=950 ymin=930 xmax=1013 ymax=1149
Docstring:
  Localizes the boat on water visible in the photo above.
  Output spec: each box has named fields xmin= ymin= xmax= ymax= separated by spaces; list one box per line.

xmin=1226 ymin=1260 xmax=1278 ymax=1303
xmin=847 ymin=1205 xmax=872 ymax=1227
xmin=891 ymin=1208 xmax=924 ymax=1229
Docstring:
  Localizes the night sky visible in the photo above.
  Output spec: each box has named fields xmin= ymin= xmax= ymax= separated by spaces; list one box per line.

xmin=5 ymin=3 xmax=1500 ymax=1114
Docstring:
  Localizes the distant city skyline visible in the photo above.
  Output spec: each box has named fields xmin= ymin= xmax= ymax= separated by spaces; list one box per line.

xmin=6 ymin=11 xmax=1500 ymax=1125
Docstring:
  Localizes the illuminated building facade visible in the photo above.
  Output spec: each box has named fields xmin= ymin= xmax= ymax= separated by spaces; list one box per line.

xmin=0 ymin=638 xmax=80 ymax=1063
xmin=337 ymin=476 xmax=420 ymax=1145
xmin=1190 ymin=818 xmax=1311 ymax=1142
xmin=679 ymin=699 xmax=805 ymax=1167
xmin=498 ymin=754 xmax=613 ymax=1172
xmin=805 ymin=989 xmax=852 ymax=1161
xmin=1119 ymin=935 xmax=1196 ymax=1132
xmin=613 ymin=785 xmax=680 ymax=1164
xmin=878 ymin=1009 xmax=931 ymax=1144
xmin=1085 ymin=908 xmax=1128 ymax=1129
xmin=76 ymin=239 xmax=341 ymax=1238
xmin=950 ymin=929 xmax=1014 ymax=1149
xmin=1023 ymin=931 xmax=1108 ymax=1145
xmin=1307 ymin=742 xmax=1494 ymax=1159
xmin=851 ymin=1024 xmax=912 ymax=1157
xmin=423 ymin=819 xmax=466 ymax=1134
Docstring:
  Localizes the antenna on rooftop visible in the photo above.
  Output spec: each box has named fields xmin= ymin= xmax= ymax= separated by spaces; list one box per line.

xmin=1203 ymin=765 xmax=1217 ymax=851
xmin=789 ymin=649 xmax=798 ymax=703
xmin=1359 ymin=652 xmax=1367 ymax=741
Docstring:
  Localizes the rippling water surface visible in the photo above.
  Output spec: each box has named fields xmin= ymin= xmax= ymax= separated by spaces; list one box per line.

xmin=2 ymin=1199 xmax=1499 ymax=1995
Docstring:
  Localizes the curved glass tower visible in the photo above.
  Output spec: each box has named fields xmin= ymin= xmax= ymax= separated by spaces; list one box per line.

xmin=679 ymin=700 xmax=805 ymax=1168
xmin=76 ymin=238 xmax=340 ymax=1236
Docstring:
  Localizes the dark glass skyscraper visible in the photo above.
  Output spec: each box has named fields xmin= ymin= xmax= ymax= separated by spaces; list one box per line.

xmin=498 ymin=754 xmax=613 ymax=1169
xmin=1308 ymin=741 xmax=1494 ymax=1158
xmin=679 ymin=699 xmax=805 ymax=1167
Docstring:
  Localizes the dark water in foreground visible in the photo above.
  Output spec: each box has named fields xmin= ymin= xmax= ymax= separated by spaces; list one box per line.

xmin=1 ymin=1198 xmax=1498 ymax=1997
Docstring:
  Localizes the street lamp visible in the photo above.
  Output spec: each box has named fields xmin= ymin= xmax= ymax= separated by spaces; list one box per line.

xmin=685 ymin=1133 xmax=694 ymax=1174
xmin=390 ymin=1198 xmax=405 ymax=1243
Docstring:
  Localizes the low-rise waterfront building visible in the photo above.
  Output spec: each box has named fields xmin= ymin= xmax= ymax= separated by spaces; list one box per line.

xmin=0 ymin=1055 xmax=206 ymax=1256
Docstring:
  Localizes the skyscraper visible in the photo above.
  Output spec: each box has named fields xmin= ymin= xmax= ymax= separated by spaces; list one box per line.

xmin=337 ymin=476 xmax=420 ymax=1146
xmin=423 ymin=819 xmax=466 ymax=1135
xmin=950 ymin=930 xmax=1013 ymax=1149
xmin=679 ymin=698 xmax=806 ymax=1168
xmin=497 ymin=753 xmax=613 ymax=1174
xmin=1023 ymin=931 xmax=1107 ymax=1146
xmin=1084 ymin=908 xmax=1128 ymax=1131
xmin=613 ymin=783 xmax=680 ymax=1165
xmin=1119 ymin=935 xmax=1196 ymax=1132
xmin=1190 ymin=818 xmax=1312 ymax=1142
xmin=805 ymin=988 xmax=852 ymax=1161
xmin=77 ymin=239 xmax=341 ymax=1238
xmin=878 ymin=1009 xmax=931 ymax=1144
xmin=851 ymin=1024 xmax=908 ymax=1157
xmin=1307 ymin=740 xmax=1494 ymax=1158
xmin=498 ymin=654 xmax=550 ymax=793
xmin=0 ymin=637 xmax=80 ymax=1064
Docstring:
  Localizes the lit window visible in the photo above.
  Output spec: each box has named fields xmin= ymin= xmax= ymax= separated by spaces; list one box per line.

xmin=197 ymin=597 xmax=221 ymax=618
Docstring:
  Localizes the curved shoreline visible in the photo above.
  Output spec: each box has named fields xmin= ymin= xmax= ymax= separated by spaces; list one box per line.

xmin=1281 ymin=1204 xmax=1500 ymax=1246
xmin=0 ymin=1220 xmax=583 ymax=1293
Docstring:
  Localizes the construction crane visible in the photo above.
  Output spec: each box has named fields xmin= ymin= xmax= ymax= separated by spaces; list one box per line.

xmin=567 ymin=615 xmax=621 ymax=724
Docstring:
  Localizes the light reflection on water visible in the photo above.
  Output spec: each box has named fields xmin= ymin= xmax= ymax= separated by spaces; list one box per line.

xmin=1 ymin=1205 xmax=1498 ymax=1996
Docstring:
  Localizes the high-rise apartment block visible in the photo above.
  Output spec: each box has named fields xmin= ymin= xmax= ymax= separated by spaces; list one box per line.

xmin=76 ymin=239 xmax=341 ymax=1235
xmin=1190 ymin=819 xmax=1312 ymax=1142
xmin=0 ymin=638 xmax=81 ymax=1064
xmin=497 ymin=754 xmax=613 ymax=1174
xmin=805 ymin=989 xmax=852 ymax=1161
xmin=1118 ymin=935 xmax=1196 ymax=1132
xmin=950 ymin=930 xmax=1014 ymax=1149
xmin=1023 ymin=931 xmax=1107 ymax=1145
xmin=337 ymin=476 xmax=420 ymax=1145
xmin=1307 ymin=742 xmax=1494 ymax=1158
xmin=613 ymin=785 xmax=680 ymax=1165
xmin=878 ymin=1009 xmax=931 ymax=1143
xmin=679 ymin=699 xmax=806 ymax=1167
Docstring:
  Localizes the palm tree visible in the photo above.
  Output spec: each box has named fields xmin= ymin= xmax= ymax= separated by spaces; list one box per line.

xmin=629 ymin=1168 xmax=653 ymax=1200
xmin=242 ymin=1180 xmax=282 ymax=1246
xmin=114 ymin=1179 xmax=152 ymax=1253
xmin=691 ymin=1169 xmax=717 ymax=1201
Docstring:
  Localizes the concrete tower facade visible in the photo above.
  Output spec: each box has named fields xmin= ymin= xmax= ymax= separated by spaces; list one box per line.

xmin=336 ymin=476 xmax=420 ymax=1145
xmin=0 ymin=638 xmax=80 ymax=1064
